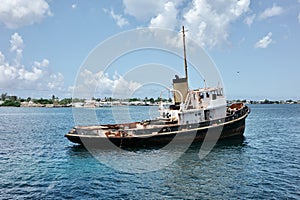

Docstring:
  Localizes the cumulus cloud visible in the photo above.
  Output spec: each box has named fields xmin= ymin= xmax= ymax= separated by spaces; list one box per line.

xmin=254 ymin=32 xmax=273 ymax=48
xmin=75 ymin=69 xmax=141 ymax=98
xmin=149 ymin=1 xmax=178 ymax=30
xmin=122 ymin=0 xmax=250 ymax=48
xmin=244 ymin=14 xmax=256 ymax=27
xmin=0 ymin=33 xmax=65 ymax=92
xmin=259 ymin=4 xmax=284 ymax=20
xmin=123 ymin=0 xmax=168 ymax=21
xmin=0 ymin=0 xmax=52 ymax=29
xmin=9 ymin=33 xmax=24 ymax=67
xmin=183 ymin=0 xmax=250 ymax=48
xmin=104 ymin=9 xmax=129 ymax=28
xmin=10 ymin=33 xmax=24 ymax=52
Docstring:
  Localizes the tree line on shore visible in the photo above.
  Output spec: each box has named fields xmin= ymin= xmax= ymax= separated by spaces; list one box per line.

xmin=0 ymin=93 xmax=172 ymax=107
xmin=1 ymin=93 xmax=299 ymax=107
xmin=228 ymin=99 xmax=300 ymax=104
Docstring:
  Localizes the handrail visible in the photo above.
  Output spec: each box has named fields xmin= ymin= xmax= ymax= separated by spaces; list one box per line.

xmin=184 ymin=92 xmax=191 ymax=110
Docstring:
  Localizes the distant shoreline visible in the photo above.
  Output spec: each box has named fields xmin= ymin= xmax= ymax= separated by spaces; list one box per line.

xmin=0 ymin=100 xmax=299 ymax=108
xmin=1 ymin=93 xmax=299 ymax=107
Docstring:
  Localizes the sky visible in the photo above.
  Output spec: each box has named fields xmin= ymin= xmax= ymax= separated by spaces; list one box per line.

xmin=0 ymin=0 xmax=299 ymax=100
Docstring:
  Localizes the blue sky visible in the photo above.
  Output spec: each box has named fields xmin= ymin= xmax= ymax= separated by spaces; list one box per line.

xmin=0 ymin=0 xmax=299 ymax=100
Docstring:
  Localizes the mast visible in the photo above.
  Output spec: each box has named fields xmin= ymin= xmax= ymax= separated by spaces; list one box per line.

xmin=182 ymin=26 xmax=188 ymax=80
xmin=173 ymin=26 xmax=189 ymax=105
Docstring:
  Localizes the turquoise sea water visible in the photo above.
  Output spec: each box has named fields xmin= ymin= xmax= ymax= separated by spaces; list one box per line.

xmin=0 ymin=105 xmax=299 ymax=199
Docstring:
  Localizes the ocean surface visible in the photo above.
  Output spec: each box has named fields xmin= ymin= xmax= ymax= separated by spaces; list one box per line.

xmin=0 ymin=105 xmax=299 ymax=199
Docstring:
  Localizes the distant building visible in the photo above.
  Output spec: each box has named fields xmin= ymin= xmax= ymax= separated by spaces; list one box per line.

xmin=73 ymin=102 xmax=84 ymax=107
xmin=84 ymin=99 xmax=96 ymax=108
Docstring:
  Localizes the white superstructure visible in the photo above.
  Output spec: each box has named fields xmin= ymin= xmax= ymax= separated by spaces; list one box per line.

xmin=159 ymin=77 xmax=226 ymax=126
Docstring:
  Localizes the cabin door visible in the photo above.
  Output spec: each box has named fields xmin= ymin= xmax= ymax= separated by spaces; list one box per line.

xmin=204 ymin=110 xmax=210 ymax=121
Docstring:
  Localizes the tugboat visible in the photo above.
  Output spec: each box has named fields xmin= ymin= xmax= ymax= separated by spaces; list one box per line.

xmin=65 ymin=26 xmax=250 ymax=148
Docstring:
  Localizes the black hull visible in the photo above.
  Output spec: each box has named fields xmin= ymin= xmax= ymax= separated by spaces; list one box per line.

xmin=65 ymin=110 xmax=248 ymax=149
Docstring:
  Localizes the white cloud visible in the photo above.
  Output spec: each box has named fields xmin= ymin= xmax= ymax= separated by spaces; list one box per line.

xmin=244 ymin=14 xmax=256 ymax=27
xmin=259 ymin=4 xmax=284 ymax=20
xmin=183 ymin=0 xmax=250 ymax=48
xmin=0 ymin=52 xmax=5 ymax=65
xmin=71 ymin=4 xmax=77 ymax=9
xmin=254 ymin=32 xmax=273 ymax=48
xmin=298 ymin=13 xmax=300 ymax=24
xmin=76 ymin=69 xmax=141 ymax=98
xmin=0 ymin=0 xmax=52 ymax=29
xmin=104 ymin=9 xmax=129 ymax=28
xmin=0 ymin=33 xmax=65 ymax=92
xmin=10 ymin=33 xmax=24 ymax=52
xmin=9 ymin=33 xmax=24 ymax=67
xmin=123 ymin=0 xmax=168 ymax=21
xmin=149 ymin=1 xmax=178 ymax=30
xmin=122 ymin=0 xmax=250 ymax=48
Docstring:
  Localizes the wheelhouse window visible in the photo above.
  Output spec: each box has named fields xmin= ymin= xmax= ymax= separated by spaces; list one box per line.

xmin=217 ymin=88 xmax=223 ymax=96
